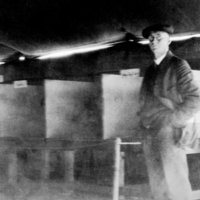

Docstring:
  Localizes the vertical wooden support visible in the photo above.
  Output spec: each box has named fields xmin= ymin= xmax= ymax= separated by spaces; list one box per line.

xmin=8 ymin=151 xmax=18 ymax=183
xmin=64 ymin=151 xmax=74 ymax=182
xmin=42 ymin=149 xmax=50 ymax=180
xmin=113 ymin=137 xmax=121 ymax=200
xmin=119 ymin=152 xmax=125 ymax=187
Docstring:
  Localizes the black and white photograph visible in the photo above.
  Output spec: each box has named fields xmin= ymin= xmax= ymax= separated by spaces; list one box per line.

xmin=0 ymin=0 xmax=199 ymax=199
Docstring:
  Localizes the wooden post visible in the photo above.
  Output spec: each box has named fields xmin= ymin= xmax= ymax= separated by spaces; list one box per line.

xmin=42 ymin=149 xmax=50 ymax=180
xmin=119 ymin=152 xmax=125 ymax=187
xmin=64 ymin=150 xmax=74 ymax=182
xmin=8 ymin=151 xmax=18 ymax=184
xmin=113 ymin=137 xmax=121 ymax=200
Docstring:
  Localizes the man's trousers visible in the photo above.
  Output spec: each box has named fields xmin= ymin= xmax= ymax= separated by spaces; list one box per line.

xmin=142 ymin=126 xmax=192 ymax=200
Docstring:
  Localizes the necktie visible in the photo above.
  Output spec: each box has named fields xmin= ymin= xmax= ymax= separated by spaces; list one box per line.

xmin=152 ymin=63 xmax=159 ymax=86
xmin=154 ymin=62 xmax=158 ymax=69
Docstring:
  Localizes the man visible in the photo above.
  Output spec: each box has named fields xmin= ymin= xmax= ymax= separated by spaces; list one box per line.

xmin=139 ymin=24 xmax=200 ymax=200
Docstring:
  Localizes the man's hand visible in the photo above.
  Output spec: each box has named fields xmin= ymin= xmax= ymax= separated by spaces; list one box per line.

xmin=140 ymin=96 xmax=173 ymax=129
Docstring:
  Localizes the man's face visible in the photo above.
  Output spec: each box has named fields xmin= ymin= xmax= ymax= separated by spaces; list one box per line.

xmin=148 ymin=31 xmax=170 ymax=57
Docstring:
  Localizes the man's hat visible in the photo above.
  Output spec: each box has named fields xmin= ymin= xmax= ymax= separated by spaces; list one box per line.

xmin=142 ymin=24 xmax=174 ymax=38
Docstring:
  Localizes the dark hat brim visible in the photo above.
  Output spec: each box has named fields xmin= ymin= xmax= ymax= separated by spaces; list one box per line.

xmin=142 ymin=24 xmax=174 ymax=38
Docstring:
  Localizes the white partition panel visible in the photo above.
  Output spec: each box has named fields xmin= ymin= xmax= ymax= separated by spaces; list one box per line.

xmin=45 ymin=80 xmax=102 ymax=139
xmin=0 ymin=81 xmax=45 ymax=138
xmin=102 ymin=73 xmax=142 ymax=139
xmin=193 ymin=70 xmax=200 ymax=138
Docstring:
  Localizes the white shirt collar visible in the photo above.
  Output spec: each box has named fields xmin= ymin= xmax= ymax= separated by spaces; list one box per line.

xmin=154 ymin=53 xmax=167 ymax=65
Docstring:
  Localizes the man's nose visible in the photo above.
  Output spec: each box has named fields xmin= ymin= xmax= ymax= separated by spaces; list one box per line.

xmin=151 ymin=38 xmax=157 ymax=44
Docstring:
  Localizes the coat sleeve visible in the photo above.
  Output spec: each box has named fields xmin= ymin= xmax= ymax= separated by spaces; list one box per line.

xmin=170 ymin=60 xmax=200 ymax=128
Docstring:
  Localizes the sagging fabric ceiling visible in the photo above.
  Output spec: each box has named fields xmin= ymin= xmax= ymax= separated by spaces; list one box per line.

xmin=0 ymin=0 xmax=200 ymax=62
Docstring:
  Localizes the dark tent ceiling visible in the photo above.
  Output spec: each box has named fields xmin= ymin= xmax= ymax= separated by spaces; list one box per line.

xmin=0 ymin=0 xmax=200 ymax=62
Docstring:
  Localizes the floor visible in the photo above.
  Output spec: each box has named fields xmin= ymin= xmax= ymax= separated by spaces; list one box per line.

xmin=0 ymin=178 xmax=152 ymax=200
xmin=0 ymin=178 xmax=199 ymax=200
